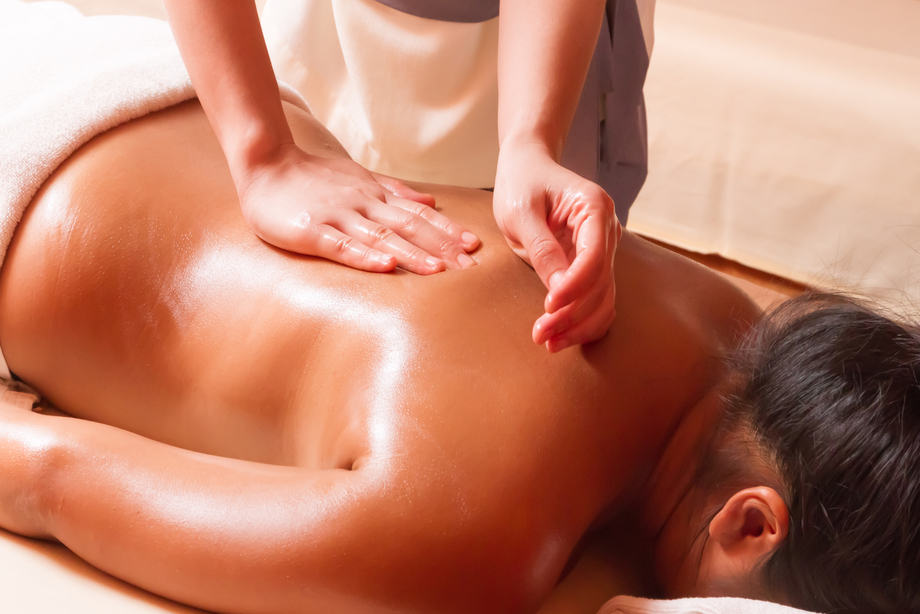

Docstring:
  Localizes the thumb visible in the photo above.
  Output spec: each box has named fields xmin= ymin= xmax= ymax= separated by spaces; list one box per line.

xmin=516 ymin=212 xmax=570 ymax=292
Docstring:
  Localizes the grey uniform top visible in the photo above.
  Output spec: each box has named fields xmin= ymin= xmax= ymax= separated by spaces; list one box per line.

xmin=375 ymin=0 xmax=650 ymax=223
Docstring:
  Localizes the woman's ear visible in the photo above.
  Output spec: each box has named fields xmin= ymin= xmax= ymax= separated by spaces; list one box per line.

xmin=700 ymin=487 xmax=789 ymax=594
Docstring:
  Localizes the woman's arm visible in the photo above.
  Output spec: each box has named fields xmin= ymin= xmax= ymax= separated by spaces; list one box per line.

xmin=30 ymin=414 xmax=373 ymax=612
xmin=0 ymin=403 xmax=538 ymax=613
xmin=0 ymin=401 xmax=402 ymax=613
xmin=494 ymin=0 xmax=620 ymax=352
xmin=163 ymin=1 xmax=478 ymax=274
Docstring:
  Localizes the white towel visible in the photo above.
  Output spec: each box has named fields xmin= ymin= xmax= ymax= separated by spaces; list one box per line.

xmin=598 ymin=596 xmax=822 ymax=614
xmin=0 ymin=0 xmax=306 ymax=382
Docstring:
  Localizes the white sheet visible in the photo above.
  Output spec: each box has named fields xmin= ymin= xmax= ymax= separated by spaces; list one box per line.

xmin=628 ymin=0 xmax=920 ymax=309
xmin=0 ymin=529 xmax=202 ymax=614
xmin=599 ymin=595 xmax=820 ymax=614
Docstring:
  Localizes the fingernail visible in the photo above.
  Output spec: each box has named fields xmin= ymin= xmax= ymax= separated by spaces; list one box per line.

xmin=457 ymin=253 xmax=476 ymax=268
xmin=426 ymin=256 xmax=444 ymax=270
xmin=375 ymin=253 xmax=396 ymax=266
xmin=462 ymin=231 xmax=479 ymax=247
xmin=549 ymin=271 xmax=564 ymax=290
xmin=532 ymin=324 xmax=546 ymax=344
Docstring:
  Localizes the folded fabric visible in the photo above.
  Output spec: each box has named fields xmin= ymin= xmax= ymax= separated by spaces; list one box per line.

xmin=598 ymin=595 xmax=822 ymax=614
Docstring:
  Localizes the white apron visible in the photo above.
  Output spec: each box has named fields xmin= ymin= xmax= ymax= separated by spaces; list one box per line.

xmin=261 ymin=0 xmax=500 ymax=187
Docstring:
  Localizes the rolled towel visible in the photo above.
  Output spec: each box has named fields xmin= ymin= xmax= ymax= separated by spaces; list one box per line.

xmin=598 ymin=596 xmax=822 ymax=614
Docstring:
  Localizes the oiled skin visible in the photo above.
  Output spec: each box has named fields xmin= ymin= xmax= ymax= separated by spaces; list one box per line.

xmin=0 ymin=101 xmax=758 ymax=613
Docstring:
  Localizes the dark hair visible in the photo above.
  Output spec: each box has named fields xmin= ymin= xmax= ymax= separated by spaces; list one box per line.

xmin=726 ymin=292 xmax=920 ymax=613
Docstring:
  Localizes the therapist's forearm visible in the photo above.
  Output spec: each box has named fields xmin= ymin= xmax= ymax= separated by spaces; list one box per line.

xmin=163 ymin=0 xmax=294 ymax=182
xmin=497 ymin=0 xmax=606 ymax=159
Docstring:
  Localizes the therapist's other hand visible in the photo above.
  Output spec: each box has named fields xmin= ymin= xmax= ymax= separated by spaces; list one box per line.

xmin=493 ymin=143 xmax=621 ymax=353
xmin=237 ymin=143 xmax=480 ymax=274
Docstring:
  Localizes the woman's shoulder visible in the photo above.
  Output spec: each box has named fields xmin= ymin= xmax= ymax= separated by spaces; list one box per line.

xmin=617 ymin=231 xmax=763 ymax=353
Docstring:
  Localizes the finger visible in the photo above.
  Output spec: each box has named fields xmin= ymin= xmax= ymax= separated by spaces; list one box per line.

xmin=546 ymin=291 xmax=616 ymax=353
xmin=369 ymin=201 xmax=475 ymax=269
xmin=370 ymin=172 xmax=436 ymax=207
xmin=515 ymin=210 xmax=570 ymax=291
xmin=533 ymin=280 xmax=608 ymax=345
xmin=342 ymin=214 xmax=447 ymax=275
xmin=309 ymin=224 xmax=398 ymax=272
xmin=251 ymin=214 xmax=397 ymax=272
xmin=533 ymin=301 xmax=577 ymax=345
xmin=545 ymin=212 xmax=610 ymax=313
xmin=385 ymin=196 xmax=481 ymax=252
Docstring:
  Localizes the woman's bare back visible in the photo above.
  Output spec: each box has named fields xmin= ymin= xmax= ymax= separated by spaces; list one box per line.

xmin=0 ymin=101 xmax=759 ymax=612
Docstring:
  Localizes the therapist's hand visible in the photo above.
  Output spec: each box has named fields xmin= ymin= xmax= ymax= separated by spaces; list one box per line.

xmin=493 ymin=142 xmax=621 ymax=352
xmin=237 ymin=143 xmax=480 ymax=274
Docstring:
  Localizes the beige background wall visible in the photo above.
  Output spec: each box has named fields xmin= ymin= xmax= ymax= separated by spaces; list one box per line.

xmin=628 ymin=0 xmax=920 ymax=307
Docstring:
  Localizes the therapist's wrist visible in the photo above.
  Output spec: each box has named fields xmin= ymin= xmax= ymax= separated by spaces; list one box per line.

xmin=498 ymin=126 xmax=563 ymax=163
xmin=496 ymin=135 xmax=561 ymax=177
xmin=224 ymin=121 xmax=297 ymax=188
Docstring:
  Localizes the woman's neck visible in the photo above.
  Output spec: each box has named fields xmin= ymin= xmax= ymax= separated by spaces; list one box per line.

xmin=637 ymin=380 xmax=730 ymax=540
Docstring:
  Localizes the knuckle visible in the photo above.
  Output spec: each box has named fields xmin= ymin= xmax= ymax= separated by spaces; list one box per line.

xmin=369 ymin=225 xmax=395 ymax=244
xmin=406 ymin=246 xmax=428 ymax=263
xmin=438 ymin=219 xmax=460 ymax=237
xmin=590 ymin=185 xmax=610 ymax=204
xmin=528 ymin=236 xmax=558 ymax=264
xmin=398 ymin=211 xmax=421 ymax=234
xmin=600 ymin=193 xmax=616 ymax=216
xmin=293 ymin=211 xmax=314 ymax=230
xmin=579 ymin=184 xmax=614 ymax=215
xmin=438 ymin=239 xmax=457 ymax=256
xmin=333 ymin=236 xmax=354 ymax=255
